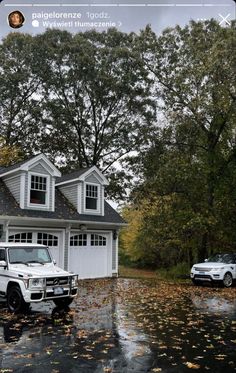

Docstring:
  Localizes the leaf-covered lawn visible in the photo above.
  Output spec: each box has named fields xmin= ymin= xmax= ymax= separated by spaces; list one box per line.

xmin=0 ymin=279 xmax=236 ymax=372
xmin=119 ymin=265 xmax=159 ymax=279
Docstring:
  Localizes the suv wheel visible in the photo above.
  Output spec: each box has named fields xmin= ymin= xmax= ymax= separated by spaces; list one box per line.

xmin=223 ymin=272 xmax=233 ymax=288
xmin=53 ymin=297 xmax=73 ymax=308
xmin=7 ymin=286 xmax=29 ymax=313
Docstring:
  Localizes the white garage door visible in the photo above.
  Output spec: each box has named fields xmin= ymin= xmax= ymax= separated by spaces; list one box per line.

xmin=69 ymin=232 xmax=111 ymax=279
xmin=8 ymin=230 xmax=62 ymax=267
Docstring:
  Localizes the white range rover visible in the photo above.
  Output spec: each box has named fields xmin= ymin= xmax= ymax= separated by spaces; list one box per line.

xmin=0 ymin=242 xmax=78 ymax=312
xmin=190 ymin=253 xmax=236 ymax=287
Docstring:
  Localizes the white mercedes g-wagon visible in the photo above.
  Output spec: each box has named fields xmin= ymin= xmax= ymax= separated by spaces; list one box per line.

xmin=0 ymin=242 xmax=78 ymax=312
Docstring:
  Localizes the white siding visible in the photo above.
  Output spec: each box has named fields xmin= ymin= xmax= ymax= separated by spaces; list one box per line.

xmin=59 ymin=185 xmax=77 ymax=208
xmin=0 ymin=231 xmax=7 ymax=242
xmin=3 ymin=174 xmax=21 ymax=204
xmin=112 ymin=237 xmax=117 ymax=272
xmin=30 ymin=163 xmax=49 ymax=174
xmin=85 ymin=174 xmax=101 ymax=184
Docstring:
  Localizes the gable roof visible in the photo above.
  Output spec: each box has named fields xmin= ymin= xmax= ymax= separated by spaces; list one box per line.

xmin=56 ymin=165 xmax=109 ymax=186
xmin=0 ymin=154 xmax=61 ymax=178
xmin=0 ymin=155 xmax=36 ymax=176
xmin=0 ymin=179 xmax=125 ymax=225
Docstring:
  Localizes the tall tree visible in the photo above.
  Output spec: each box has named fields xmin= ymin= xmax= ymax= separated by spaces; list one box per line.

xmin=129 ymin=20 xmax=236 ymax=263
xmin=34 ymin=29 xmax=155 ymax=182
xmin=0 ymin=137 xmax=23 ymax=166
xmin=0 ymin=33 xmax=42 ymax=154
xmin=0 ymin=29 xmax=156 ymax=198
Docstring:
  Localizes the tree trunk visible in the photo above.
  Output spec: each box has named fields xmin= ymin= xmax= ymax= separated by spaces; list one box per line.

xmin=198 ymin=232 xmax=208 ymax=262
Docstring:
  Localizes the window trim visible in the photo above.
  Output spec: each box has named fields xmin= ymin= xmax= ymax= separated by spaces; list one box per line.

xmin=27 ymin=172 xmax=50 ymax=209
xmin=70 ymin=234 xmax=87 ymax=247
xmin=8 ymin=232 xmax=33 ymax=243
xmin=91 ymin=234 xmax=107 ymax=247
xmin=84 ymin=182 xmax=100 ymax=213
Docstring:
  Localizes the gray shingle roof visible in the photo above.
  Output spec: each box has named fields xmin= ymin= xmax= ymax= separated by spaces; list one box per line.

xmin=0 ymin=179 xmax=125 ymax=225
xmin=0 ymin=154 xmax=39 ymax=176
xmin=56 ymin=168 xmax=90 ymax=184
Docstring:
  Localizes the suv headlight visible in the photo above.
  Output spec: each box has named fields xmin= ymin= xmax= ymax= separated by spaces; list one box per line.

xmin=29 ymin=278 xmax=45 ymax=289
xmin=71 ymin=275 xmax=78 ymax=287
xmin=214 ymin=267 xmax=225 ymax=272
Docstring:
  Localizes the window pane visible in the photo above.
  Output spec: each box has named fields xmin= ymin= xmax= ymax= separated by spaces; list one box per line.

xmin=8 ymin=232 xmax=33 ymax=243
xmin=70 ymin=234 xmax=87 ymax=246
xmin=91 ymin=234 xmax=106 ymax=246
xmin=30 ymin=190 xmax=46 ymax=204
xmin=86 ymin=197 xmax=97 ymax=210
xmin=31 ymin=175 xmax=47 ymax=191
xmin=37 ymin=233 xmax=58 ymax=246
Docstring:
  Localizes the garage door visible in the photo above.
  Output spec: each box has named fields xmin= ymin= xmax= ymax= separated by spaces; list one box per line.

xmin=69 ymin=233 xmax=111 ymax=279
xmin=8 ymin=230 xmax=62 ymax=267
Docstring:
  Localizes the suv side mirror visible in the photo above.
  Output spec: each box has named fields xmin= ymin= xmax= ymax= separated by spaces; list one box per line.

xmin=0 ymin=260 xmax=7 ymax=268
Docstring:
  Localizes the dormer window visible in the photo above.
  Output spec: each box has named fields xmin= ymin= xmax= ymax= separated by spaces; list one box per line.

xmin=85 ymin=184 xmax=98 ymax=210
xmin=28 ymin=173 xmax=49 ymax=208
xmin=30 ymin=175 xmax=46 ymax=204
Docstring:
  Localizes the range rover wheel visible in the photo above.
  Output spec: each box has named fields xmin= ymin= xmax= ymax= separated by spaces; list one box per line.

xmin=223 ymin=272 xmax=233 ymax=288
xmin=53 ymin=297 xmax=73 ymax=308
xmin=7 ymin=286 xmax=30 ymax=313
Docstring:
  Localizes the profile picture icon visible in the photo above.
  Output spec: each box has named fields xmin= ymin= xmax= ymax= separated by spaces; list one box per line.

xmin=8 ymin=10 xmax=25 ymax=29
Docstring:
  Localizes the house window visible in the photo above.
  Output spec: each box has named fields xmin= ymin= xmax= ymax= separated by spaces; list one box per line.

xmin=91 ymin=234 xmax=106 ymax=246
xmin=30 ymin=175 xmax=47 ymax=205
xmin=9 ymin=232 xmax=33 ymax=243
xmin=70 ymin=234 xmax=87 ymax=246
xmin=37 ymin=233 xmax=58 ymax=246
xmin=86 ymin=184 xmax=98 ymax=210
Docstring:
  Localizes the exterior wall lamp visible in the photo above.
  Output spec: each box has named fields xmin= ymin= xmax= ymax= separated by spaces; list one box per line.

xmin=79 ymin=224 xmax=87 ymax=231
xmin=113 ymin=230 xmax=118 ymax=240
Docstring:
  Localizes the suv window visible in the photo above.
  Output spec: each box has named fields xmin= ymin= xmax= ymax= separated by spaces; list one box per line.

xmin=8 ymin=247 xmax=51 ymax=264
xmin=0 ymin=249 xmax=6 ymax=261
xmin=207 ymin=253 xmax=235 ymax=264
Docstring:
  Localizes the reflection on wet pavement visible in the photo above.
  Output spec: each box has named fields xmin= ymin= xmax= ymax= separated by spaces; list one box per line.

xmin=0 ymin=278 xmax=236 ymax=372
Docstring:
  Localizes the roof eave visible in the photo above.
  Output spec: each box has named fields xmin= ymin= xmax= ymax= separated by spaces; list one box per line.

xmin=0 ymin=215 xmax=127 ymax=226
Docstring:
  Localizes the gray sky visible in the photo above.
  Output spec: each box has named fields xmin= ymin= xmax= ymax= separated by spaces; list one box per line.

xmin=0 ymin=0 xmax=235 ymax=38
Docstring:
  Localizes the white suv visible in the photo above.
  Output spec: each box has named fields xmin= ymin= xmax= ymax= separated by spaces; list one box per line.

xmin=190 ymin=253 xmax=236 ymax=287
xmin=0 ymin=242 xmax=78 ymax=312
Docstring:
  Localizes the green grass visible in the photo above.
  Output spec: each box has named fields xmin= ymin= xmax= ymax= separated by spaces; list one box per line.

xmin=119 ymin=263 xmax=191 ymax=282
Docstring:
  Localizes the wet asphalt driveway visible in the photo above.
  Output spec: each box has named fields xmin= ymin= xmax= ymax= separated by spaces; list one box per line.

xmin=0 ymin=278 xmax=236 ymax=373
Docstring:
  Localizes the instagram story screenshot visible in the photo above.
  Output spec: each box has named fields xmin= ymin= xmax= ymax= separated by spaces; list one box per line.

xmin=0 ymin=0 xmax=236 ymax=373
xmin=0 ymin=0 xmax=234 ymax=33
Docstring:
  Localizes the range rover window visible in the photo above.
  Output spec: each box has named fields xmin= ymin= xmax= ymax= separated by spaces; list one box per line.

xmin=207 ymin=254 xmax=236 ymax=264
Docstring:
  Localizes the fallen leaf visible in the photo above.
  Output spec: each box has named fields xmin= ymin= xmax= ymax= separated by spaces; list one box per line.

xmin=185 ymin=362 xmax=201 ymax=369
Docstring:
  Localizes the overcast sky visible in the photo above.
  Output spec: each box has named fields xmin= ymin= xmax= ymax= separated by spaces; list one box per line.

xmin=0 ymin=0 xmax=235 ymax=38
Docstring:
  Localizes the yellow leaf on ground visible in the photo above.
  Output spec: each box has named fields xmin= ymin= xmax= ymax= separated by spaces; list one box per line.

xmin=185 ymin=362 xmax=201 ymax=369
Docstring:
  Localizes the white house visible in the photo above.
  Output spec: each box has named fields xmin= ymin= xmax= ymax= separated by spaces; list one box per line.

xmin=0 ymin=154 xmax=125 ymax=279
